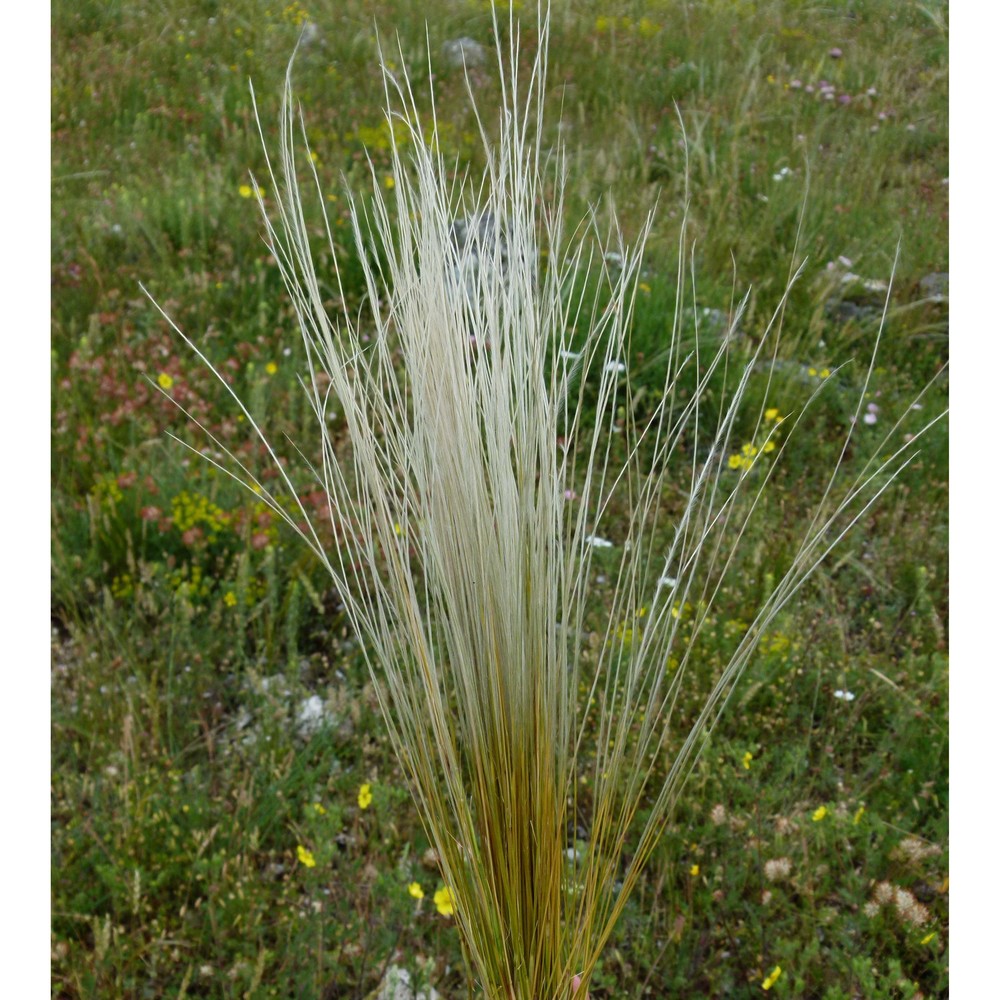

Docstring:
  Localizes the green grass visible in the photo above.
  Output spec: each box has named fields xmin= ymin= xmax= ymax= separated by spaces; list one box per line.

xmin=52 ymin=1 xmax=947 ymax=997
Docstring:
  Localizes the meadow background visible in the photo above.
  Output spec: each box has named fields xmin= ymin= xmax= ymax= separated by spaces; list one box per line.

xmin=50 ymin=1 xmax=948 ymax=997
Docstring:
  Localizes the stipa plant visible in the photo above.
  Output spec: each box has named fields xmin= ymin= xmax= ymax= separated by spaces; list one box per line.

xmin=149 ymin=5 xmax=943 ymax=997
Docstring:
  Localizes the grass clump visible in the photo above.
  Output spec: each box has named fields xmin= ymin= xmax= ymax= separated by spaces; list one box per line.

xmin=146 ymin=5 xmax=943 ymax=997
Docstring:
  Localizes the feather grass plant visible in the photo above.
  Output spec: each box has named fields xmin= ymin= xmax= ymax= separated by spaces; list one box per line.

xmin=149 ymin=4 xmax=944 ymax=996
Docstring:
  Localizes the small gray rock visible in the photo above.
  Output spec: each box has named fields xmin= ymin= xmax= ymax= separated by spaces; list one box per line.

xmin=918 ymin=271 xmax=948 ymax=302
xmin=448 ymin=211 xmax=511 ymax=303
xmin=825 ymin=298 xmax=881 ymax=325
xmin=442 ymin=37 xmax=487 ymax=69
xmin=369 ymin=965 xmax=441 ymax=1000
xmin=299 ymin=21 xmax=321 ymax=48
xmin=296 ymin=694 xmax=332 ymax=737
xmin=450 ymin=212 xmax=509 ymax=269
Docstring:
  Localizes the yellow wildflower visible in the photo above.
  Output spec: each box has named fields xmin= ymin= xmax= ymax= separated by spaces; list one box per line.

xmin=920 ymin=931 xmax=937 ymax=945
xmin=433 ymin=886 xmax=455 ymax=916
xmin=265 ymin=361 xmax=278 ymax=375
xmin=762 ymin=965 xmax=782 ymax=990
xmin=820 ymin=367 xmax=831 ymax=378
xmin=742 ymin=751 xmax=753 ymax=770
xmin=853 ymin=805 xmax=865 ymax=825
xmin=358 ymin=783 xmax=373 ymax=809
xmin=689 ymin=864 xmax=700 ymax=876
xmin=728 ymin=454 xmax=743 ymax=470
xmin=239 ymin=184 xmax=253 ymax=198
xmin=812 ymin=805 xmax=828 ymax=822
xmin=157 ymin=372 xmax=174 ymax=390
xmin=223 ymin=591 xmax=237 ymax=607
xmin=384 ymin=175 xmax=395 ymax=190
xmin=296 ymin=845 xmax=316 ymax=868
xmin=764 ymin=407 xmax=780 ymax=421
xmin=762 ymin=440 xmax=777 ymax=454
xmin=408 ymin=882 xmax=424 ymax=899
xmin=312 ymin=802 xmax=327 ymax=815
